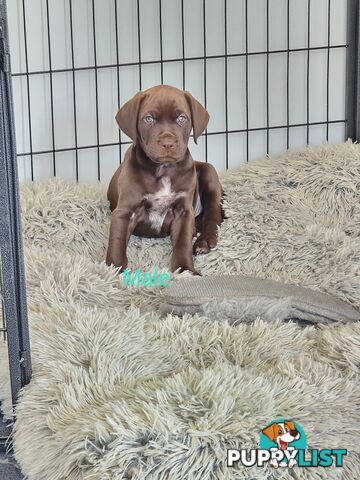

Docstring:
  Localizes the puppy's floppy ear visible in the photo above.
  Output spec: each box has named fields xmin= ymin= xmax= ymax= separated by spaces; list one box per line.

xmin=115 ymin=91 xmax=144 ymax=144
xmin=285 ymin=420 xmax=296 ymax=431
xmin=262 ymin=423 xmax=278 ymax=442
xmin=184 ymin=91 xmax=209 ymax=144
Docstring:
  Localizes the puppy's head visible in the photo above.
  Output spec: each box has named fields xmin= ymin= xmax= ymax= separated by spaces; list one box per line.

xmin=115 ymin=85 xmax=209 ymax=164
xmin=262 ymin=421 xmax=300 ymax=446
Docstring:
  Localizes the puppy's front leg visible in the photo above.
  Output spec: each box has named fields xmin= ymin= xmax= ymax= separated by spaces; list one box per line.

xmin=106 ymin=207 xmax=137 ymax=271
xmin=170 ymin=205 xmax=198 ymax=274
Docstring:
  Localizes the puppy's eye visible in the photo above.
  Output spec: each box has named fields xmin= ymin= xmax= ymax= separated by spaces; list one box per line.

xmin=144 ymin=115 xmax=154 ymax=125
xmin=176 ymin=114 xmax=187 ymax=125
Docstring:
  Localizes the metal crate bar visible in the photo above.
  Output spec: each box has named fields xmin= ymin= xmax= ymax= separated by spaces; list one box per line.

xmin=0 ymin=0 xmax=31 ymax=426
xmin=346 ymin=0 xmax=360 ymax=141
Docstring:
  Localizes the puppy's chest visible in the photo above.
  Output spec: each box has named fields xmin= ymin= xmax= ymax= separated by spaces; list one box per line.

xmin=144 ymin=177 xmax=185 ymax=231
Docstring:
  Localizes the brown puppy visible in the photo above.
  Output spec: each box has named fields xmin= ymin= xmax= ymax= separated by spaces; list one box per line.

xmin=106 ymin=84 xmax=223 ymax=274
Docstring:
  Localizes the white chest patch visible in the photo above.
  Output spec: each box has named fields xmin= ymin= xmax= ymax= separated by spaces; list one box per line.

xmin=144 ymin=177 xmax=185 ymax=232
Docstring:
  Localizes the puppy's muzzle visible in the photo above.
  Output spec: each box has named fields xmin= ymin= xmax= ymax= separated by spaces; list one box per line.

xmin=157 ymin=133 xmax=178 ymax=155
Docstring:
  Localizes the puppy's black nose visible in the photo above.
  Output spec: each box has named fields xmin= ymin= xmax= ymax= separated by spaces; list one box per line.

xmin=290 ymin=430 xmax=298 ymax=437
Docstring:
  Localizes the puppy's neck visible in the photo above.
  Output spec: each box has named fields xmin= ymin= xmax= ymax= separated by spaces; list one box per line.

xmin=154 ymin=163 xmax=175 ymax=178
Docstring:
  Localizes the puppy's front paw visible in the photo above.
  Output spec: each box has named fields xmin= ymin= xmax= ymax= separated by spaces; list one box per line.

xmin=171 ymin=263 xmax=200 ymax=276
xmin=179 ymin=266 xmax=201 ymax=276
xmin=193 ymin=234 xmax=217 ymax=255
xmin=106 ymin=254 xmax=128 ymax=272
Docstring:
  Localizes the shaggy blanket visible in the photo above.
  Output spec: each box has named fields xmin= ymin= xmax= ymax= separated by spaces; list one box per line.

xmin=1 ymin=143 xmax=360 ymax=479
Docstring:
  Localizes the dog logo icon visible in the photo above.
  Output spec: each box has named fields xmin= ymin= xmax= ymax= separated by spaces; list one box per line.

xmin=260 ymin=419 xmax=304 ymax=468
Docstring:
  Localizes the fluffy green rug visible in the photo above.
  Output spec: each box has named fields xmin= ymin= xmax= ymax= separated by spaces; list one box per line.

xmin=2 ymin=143 xmax=360 ymax=479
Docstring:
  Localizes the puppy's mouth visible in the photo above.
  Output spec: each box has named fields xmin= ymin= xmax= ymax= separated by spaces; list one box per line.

xmin=279 ymin=439 xmax=288 ymax=450
xmin=142 ymin=143 xmax=187 ymax=164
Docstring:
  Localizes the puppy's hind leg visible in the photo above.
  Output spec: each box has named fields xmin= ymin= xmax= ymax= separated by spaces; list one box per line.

xmin=193 ymin=162 xmax=223 ymax=255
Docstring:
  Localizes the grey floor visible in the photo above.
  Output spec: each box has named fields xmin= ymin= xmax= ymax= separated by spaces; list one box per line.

xmin=0 ymin=411 xmax=23 ymax=480
xmin=0 ymin=455 xmax=24 ymax=480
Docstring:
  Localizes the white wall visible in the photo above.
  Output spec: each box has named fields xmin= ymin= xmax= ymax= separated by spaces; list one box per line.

xmin=8 ymin=0 xmax=348 ymax=182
